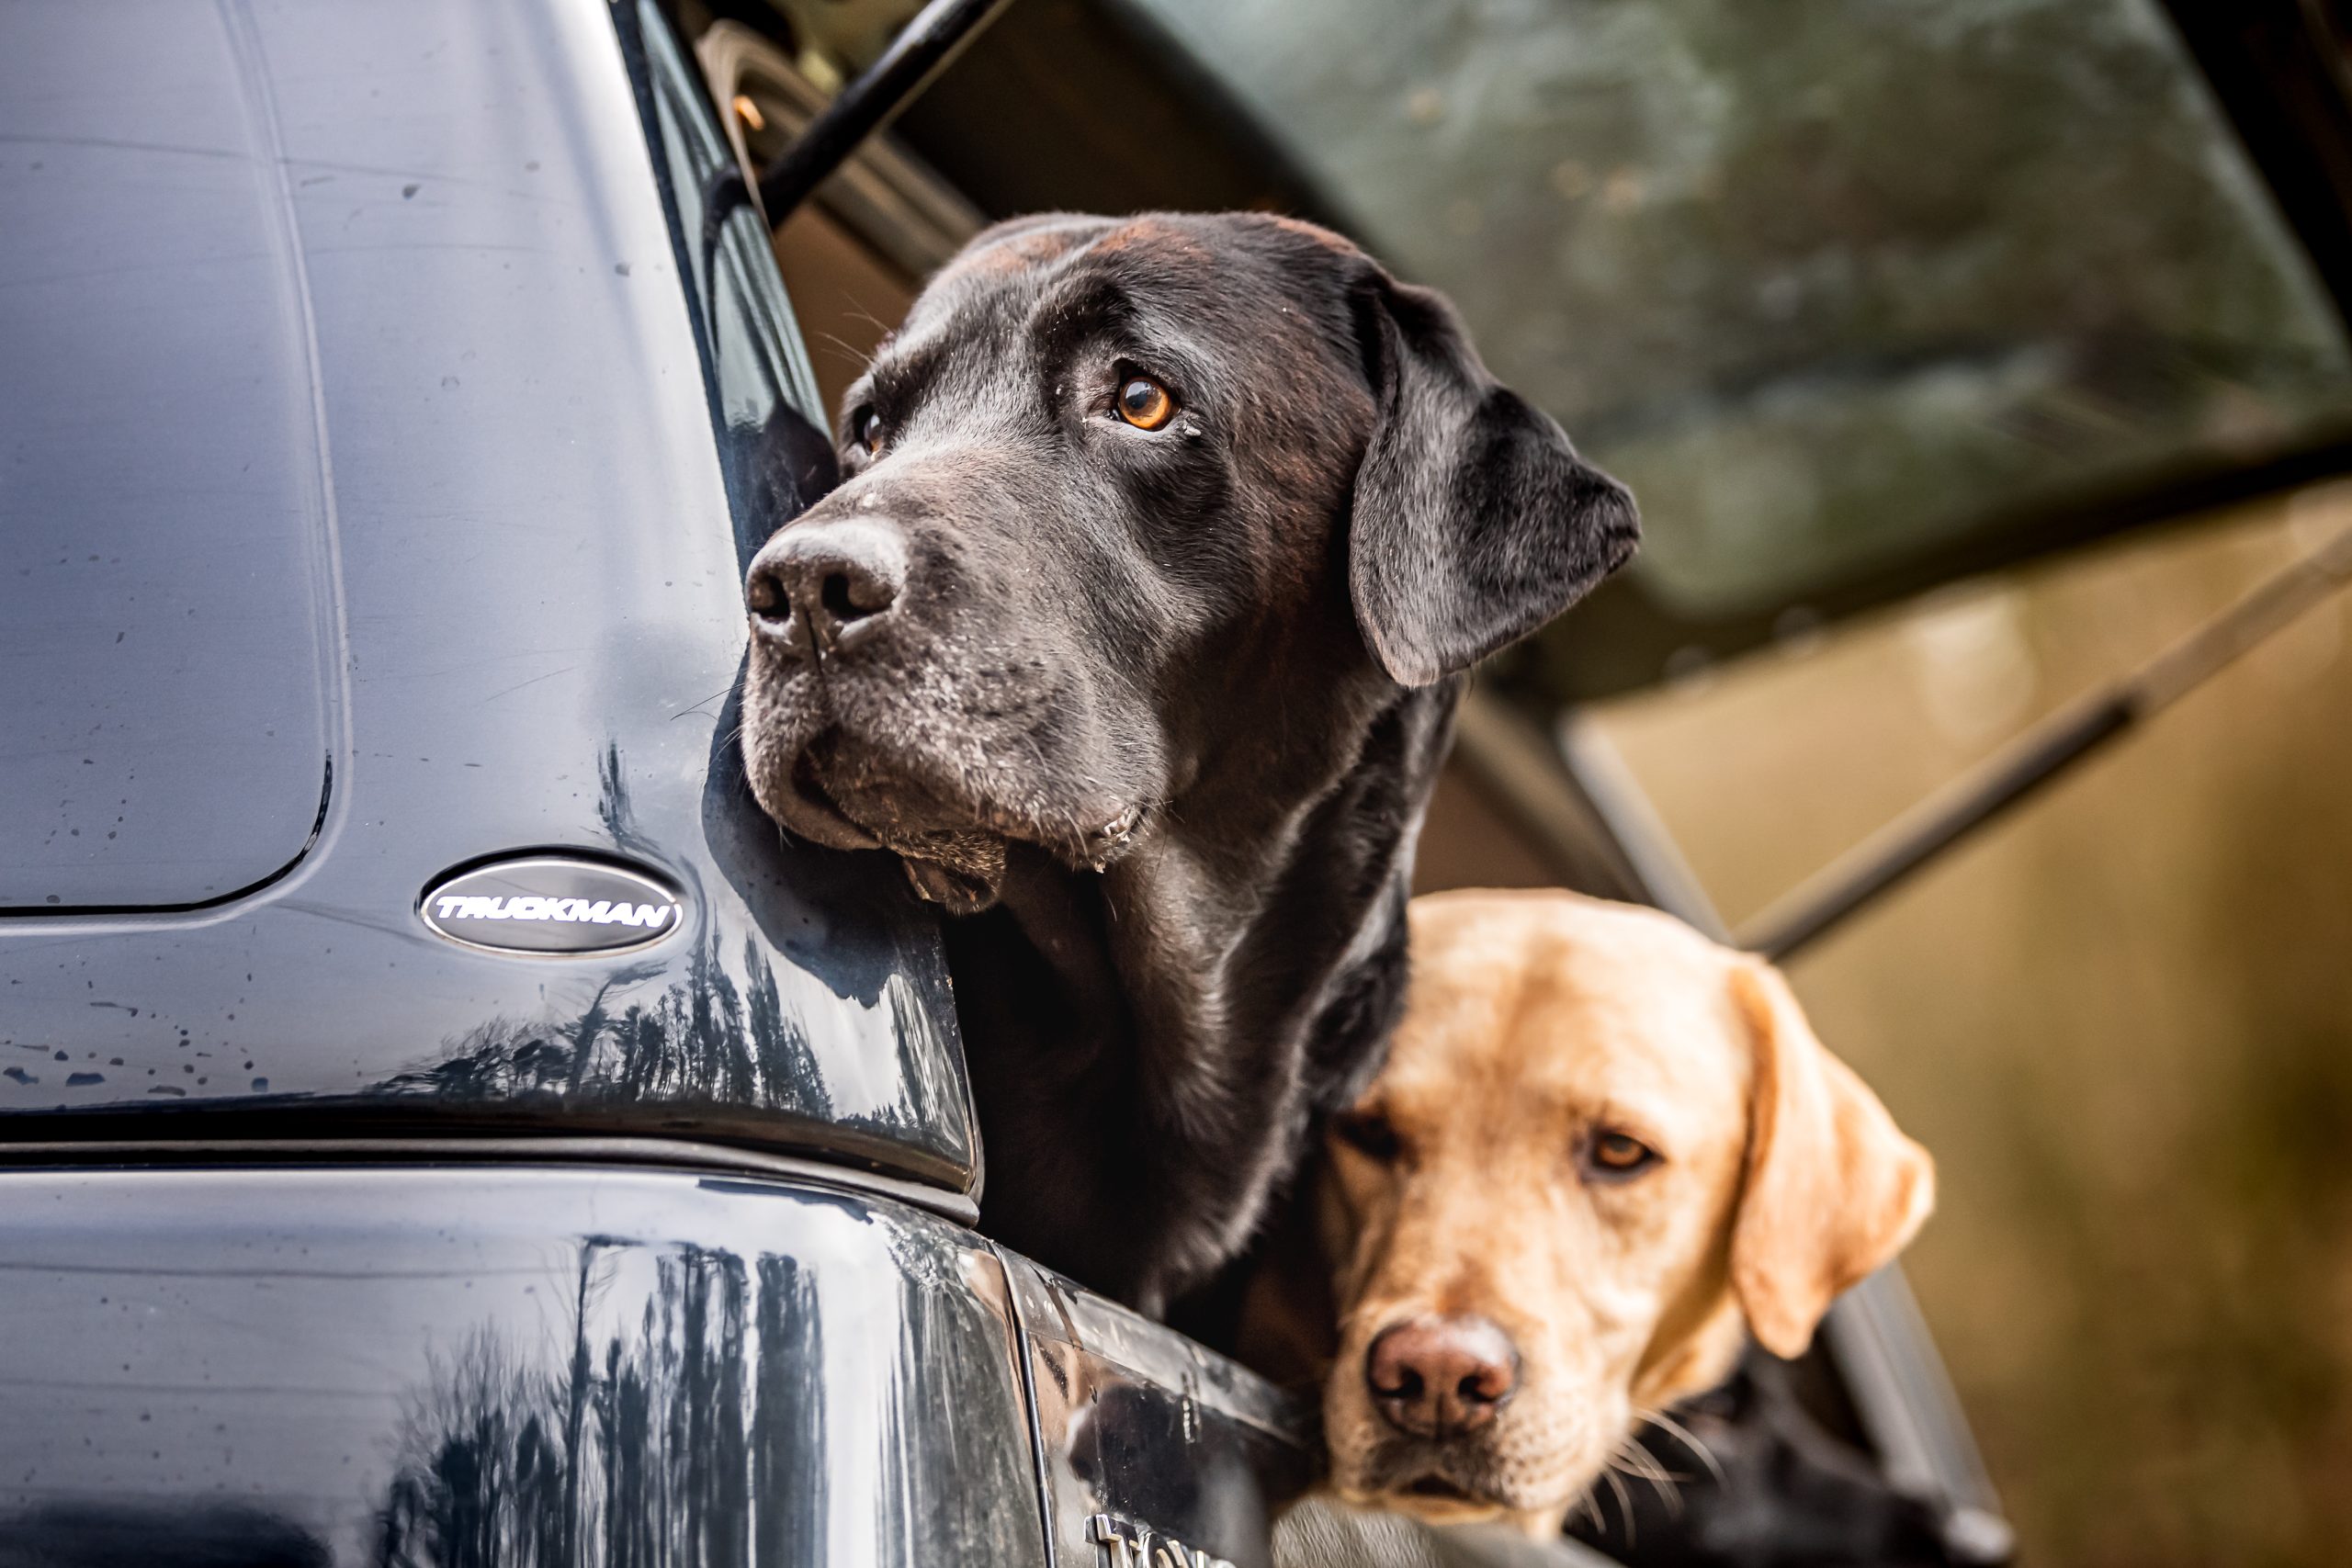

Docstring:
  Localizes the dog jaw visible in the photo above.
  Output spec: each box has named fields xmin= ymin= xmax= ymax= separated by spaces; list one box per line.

xmin=741 ymin=640 xmax=1153 ymax=913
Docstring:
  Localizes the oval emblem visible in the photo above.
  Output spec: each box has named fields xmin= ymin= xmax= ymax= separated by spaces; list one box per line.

xmin=419 ymin=854 xmax=686 ymax=956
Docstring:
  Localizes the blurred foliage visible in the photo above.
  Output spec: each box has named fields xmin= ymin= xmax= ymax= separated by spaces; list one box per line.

xmin=1590 ymin=491 xmax=2352 ymax=1566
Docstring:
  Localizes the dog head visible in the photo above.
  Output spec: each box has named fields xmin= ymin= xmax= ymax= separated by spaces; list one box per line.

xmin=1319 ymin=890 xmax=1933 ymax=1534
xmin=739 ymin=213 xmax=1636 ymax=912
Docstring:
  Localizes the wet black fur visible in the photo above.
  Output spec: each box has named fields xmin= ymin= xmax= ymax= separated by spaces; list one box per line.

xmin=739 ymin=212 xmax=1636 ymax=1311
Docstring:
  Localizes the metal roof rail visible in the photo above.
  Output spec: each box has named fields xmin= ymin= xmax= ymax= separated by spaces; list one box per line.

xmin=1741 ymin=517 xmax=2352 ymax=962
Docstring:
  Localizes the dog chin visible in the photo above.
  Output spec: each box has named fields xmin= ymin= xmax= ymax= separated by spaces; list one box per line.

xmin=757 ymin=746 xmax=1011 ymax=914
xmin=1337 ymin=1448 xmax=1516 ymax=1522
xmin=1336 ymin=1427 xmax=1605 ymax=1531
xmin=1351 ymin=1476 xmax=1510 ymax=1527
xmin=750 ymin=724 xmax=1152 ymax=917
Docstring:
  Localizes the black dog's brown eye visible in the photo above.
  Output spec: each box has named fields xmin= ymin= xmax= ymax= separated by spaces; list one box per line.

xmin=856 ymin=407 xmax=887 ymax=455
xmin=1587 ymin=1130 xmax=1658 ymax=1179
xmin=1116 ymin=376 xmax=1176 ymax=431
xmin=1332 ymin=1110 xmax=1401 ymax=1162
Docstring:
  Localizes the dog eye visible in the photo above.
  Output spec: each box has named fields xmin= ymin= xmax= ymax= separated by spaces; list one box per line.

xmin=1115 ymin=375 xmax=1177 ymax=431
xmin=1331 ymin=1110 xmax=1401 ymax=1162
xmin=1586 ymin=1130 xmax=1658 ymax=1179
xmin=854 ymin=407 xmax=887 ymax=456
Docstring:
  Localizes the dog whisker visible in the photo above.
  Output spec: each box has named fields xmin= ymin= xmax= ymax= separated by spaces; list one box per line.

xmin=1566 ymin=1481 xmax=1604 ymax=1536
xmin=814 ymin=329 xmax=877 ymax=370
xmin=1609 ymin=1434 xmax=1684 ymax=1517
xmin=1611 ymin=1437 xmax=1668 ymax=1486
xmin=1636 ymin=1405 xmax=1727 ymax=1489
xmin=670 ymin=682 xmax=736 ymax=721
xmin=1600 ymin=1465 xmax=1635 ymax=1548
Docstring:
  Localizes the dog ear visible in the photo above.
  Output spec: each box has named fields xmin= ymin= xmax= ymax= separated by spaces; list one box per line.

xmin=1348 ymin=271 xmax=1639 ymax=687
xmin=1727 ymin=961 xmax=1935 ymax=1359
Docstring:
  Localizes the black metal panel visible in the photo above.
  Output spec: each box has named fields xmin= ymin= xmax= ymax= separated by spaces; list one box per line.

xmin=1001 ymin=1257 xmax=1315 ymax=1568
xmin=0 ymin=0 xmax=976 ymax=1194
xmin=884 ymin=0 xmax=1338 ymax=225
xmin=0 ymin=1165 xmax=1042 ymax=1567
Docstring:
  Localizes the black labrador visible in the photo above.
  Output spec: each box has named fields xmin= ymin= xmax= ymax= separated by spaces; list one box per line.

xmin=739 ymin=212 xmax=1635 ymax=1312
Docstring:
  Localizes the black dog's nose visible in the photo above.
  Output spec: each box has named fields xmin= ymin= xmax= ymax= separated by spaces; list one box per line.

xmin=747 ymin=519 xmax=907 ymax=655
xmin=1366 ymin=1315 xmax=1521 ymax=1438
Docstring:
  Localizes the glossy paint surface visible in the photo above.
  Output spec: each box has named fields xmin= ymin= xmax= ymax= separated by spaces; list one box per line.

xmin=0 ymin=1166 xmax=1043 ymax=1567
xmin=0 ymin=0 xmax=334 ymax=911
xmin=0 ymin=0 xmax=976 ymax=1190
xmin=1003 ymin=1260 xmax=1317 ymax=1568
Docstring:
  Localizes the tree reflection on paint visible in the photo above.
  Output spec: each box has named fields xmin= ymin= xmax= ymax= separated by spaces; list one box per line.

xmin=372 ymin=1243 xmax=825 ymax=1568
xmin=368 ymin=930 xmax=835 ymax=1124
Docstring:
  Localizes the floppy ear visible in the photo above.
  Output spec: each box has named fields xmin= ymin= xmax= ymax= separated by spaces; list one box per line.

xmin=1728 ymin=961 xmax=1935 ymax=1359
xmin=1349 ymin=272 xmax=1639 ymax=687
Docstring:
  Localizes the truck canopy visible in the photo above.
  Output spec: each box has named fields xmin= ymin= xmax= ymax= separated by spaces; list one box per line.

xmin=0 ymin=0 xmax=978 ymax=1200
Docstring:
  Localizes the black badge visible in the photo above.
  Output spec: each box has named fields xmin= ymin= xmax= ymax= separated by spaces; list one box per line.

xmin=419 ymin=854 xmax=686 ymax=956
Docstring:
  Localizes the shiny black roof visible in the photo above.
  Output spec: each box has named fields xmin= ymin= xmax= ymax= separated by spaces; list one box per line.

xmin=0 ymin=0 xmax=977 ymax=1194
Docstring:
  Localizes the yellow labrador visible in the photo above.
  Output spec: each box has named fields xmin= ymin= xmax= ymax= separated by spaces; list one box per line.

xmin=1313 ymin=888 xmax=1934 ymax=1536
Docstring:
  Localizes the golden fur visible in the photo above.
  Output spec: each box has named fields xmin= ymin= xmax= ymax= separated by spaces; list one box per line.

xmin=1315 ymin=889 xmax=1934 ymax=1535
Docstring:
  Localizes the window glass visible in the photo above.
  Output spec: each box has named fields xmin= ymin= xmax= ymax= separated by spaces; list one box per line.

xmin=1124 ymin=0 xmax=2352 ymax=616
xmin=0 ymin=0 xmax=334 ymax=910
xmin=628 ymin=0 xmax=833 ymax=567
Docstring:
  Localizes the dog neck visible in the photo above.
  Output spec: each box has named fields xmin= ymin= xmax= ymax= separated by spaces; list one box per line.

xmin=947 ymin=673 xmax=1460 ymax=1314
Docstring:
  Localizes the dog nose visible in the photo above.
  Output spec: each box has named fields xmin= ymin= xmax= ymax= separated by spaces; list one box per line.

xmin=746 ymin=519 xmax=906 ymax=654
xmin=1366 ymin=1315 xmax=1521 ymax=1438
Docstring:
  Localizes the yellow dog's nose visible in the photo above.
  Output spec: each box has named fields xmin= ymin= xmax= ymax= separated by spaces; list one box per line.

xmin=1366 ymin=1314 xmax=1521 ymax=1438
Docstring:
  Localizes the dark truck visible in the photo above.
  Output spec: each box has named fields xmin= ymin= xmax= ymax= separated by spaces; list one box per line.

xmin=0 ymin=4 xmax=1309 ymax=1564
xmin=9 ymin=0 xmax=2350 ymax=1564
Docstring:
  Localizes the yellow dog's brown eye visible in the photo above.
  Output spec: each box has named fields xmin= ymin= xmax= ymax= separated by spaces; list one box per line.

xmin=1588 ymin=1130 xmax=1657 ymax=1179
xmin=1116 ymin=375 xmax=1176 ymax=431
xmin=1332 ymin=1109 xmax=1401 ymax=1162
xmin=855 ymin=407 xmax=887 ymax=455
